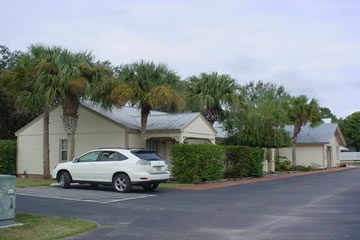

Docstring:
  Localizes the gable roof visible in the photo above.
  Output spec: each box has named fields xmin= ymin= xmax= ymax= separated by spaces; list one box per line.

xmin=81 ymin=101 xmax=206 ymax=131
xmin=285 ymin=123 xmax=346 ymax=145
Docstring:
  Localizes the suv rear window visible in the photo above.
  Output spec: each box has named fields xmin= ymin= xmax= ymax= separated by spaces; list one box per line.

xmin=131 ymin=151 xmax=164 ymax=161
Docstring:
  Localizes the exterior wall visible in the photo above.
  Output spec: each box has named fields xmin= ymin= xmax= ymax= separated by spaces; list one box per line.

xmin=183 ymin=117 xmax=216 ymax=144
xmin=17 ymin=135 xmax=43 ymax=175
xmin=17 ymin=106 xmax=217 ymax=176
xmin=327 ymin=135 xmax=341 ymax=167
xmin=17 ymin=106 xmax=128 ymax=175
xmin=278 ymin=145 xmax=325 ymax=168
xmin=74 ymin=107 xmax=127 ymax=154
xmin=128 ymin=132 xmax=141 ymax=148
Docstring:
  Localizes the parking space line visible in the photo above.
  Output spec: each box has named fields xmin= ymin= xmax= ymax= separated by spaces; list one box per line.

xmin=16 ymin=192 xmax=156 ymax=204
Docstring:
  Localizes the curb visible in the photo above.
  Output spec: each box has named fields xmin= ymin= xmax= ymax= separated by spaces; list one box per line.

xmin=176 ymin=167 xmax=357 ymax=190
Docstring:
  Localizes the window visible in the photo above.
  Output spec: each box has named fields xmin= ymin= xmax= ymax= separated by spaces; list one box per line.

xmin=60 ymin=139 xmax=68 ymax=161
xmin=78 ymin=151 xmax=101 ymax=162
xmin=146 ymin=139 xmax=159 ymax=152
xmin=98 ymin=151 xmax=128 ymax=161
xmin=132 ymin=150 xmax=163 ymax=161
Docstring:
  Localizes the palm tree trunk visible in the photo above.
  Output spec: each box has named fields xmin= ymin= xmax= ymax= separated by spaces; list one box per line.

xmin=67 ymin=133 xmax=75 ymax=160
xmin=291 ymin=143 xmax=296 ymax=167
xmin=62 ymin=98 xmax=79 ymax=160
xmin=43 ymin=107 xmax=50 ymax=178
xmin=140 ymin=107 xmax=150 ymax=149
xmin=291 ymin=119 xmax=302 ymax=167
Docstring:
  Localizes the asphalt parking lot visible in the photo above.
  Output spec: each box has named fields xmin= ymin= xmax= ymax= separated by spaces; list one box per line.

xmin=16 ymin=168 xmax=360 ymax=240
xmin=16 ymin=185 xmax=156 ymax=204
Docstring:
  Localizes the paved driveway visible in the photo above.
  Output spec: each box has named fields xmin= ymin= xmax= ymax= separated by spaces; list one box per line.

xmin=16 ymin=168 xmax=360 ymax=240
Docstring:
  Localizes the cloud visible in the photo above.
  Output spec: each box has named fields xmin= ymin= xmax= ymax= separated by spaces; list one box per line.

xmin=1 ymin=0 xmax=359 ymax=118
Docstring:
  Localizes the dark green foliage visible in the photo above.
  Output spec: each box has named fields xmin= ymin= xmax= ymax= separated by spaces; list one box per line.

xmin=338 ymin=162 xmax=346 ymax=168
xmin=223 ymin=146 xmax=264 ymax=178
xmin=320 ymin=107 xmax=338 ymax=122
xmin=0 ymin=140 xmax=16 ymax=174
xmin=339 ymin=112 xmax=360 ymax=151
xmin=0 ymin=88 xmax=37 ymax=139
xmin=290 ymin=165 xmax=313 ymax=171
xmin=185 ymin=72 xmax=240 ymax=124
xmin=275 ymin=157 xmax=292 ymax=171
xmin=171 ymin=144 xmax=224 ymax=183
xmin=222 ymin=81 xmax=291 ymax=148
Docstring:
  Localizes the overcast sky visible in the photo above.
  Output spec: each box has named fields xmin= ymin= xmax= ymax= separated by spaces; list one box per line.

xmin=2 ymin=0 xmax=359 ymax=118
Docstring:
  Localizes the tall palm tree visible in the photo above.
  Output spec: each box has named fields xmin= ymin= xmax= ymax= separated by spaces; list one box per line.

xmin=57 ymin=50 xmax=111 ymax=160
xmin=288 ymin=95 xmax=322 ymax=166
xmin=112 ymin=60 xmax=184 ymax=148
xmin=187 ymin=72 xmax=240 ymax=125
xmin=10 ymin=44 xmax=64 ymax=178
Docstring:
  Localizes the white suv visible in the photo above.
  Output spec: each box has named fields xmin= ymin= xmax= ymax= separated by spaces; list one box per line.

xmin=52 ymin=148 xmax=170 ymax=192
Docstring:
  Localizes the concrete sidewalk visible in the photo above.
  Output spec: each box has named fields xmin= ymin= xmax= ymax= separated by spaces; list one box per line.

xmin=176 ymin=167 xmax=357 ymax=190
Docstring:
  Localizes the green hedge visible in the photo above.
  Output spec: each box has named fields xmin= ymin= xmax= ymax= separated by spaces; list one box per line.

xmin=0 ymin=140 xmax=17 ymax=175
xmin=171 ymin=144 xmax=264 ymax=183
xmin=171 ymin=144 xmax=224 ymax=183
xmin=223 ymin=146 xmax=264 ymax=178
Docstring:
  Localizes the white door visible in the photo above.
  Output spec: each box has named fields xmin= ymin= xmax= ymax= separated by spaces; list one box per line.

xmin=95 ymin=151 xmax=128 ymax=182
xmin=71 ymin=151 xmax=101 ymax=181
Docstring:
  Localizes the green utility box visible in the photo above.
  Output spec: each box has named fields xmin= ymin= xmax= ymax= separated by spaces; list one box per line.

xmin=0 ymin=175 xmax=16 ymax=227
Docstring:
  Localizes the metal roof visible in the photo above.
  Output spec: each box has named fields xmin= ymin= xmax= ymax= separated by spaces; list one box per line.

xmin=81 ymin=101 xmax=201 ymax=131
xmin=284 ymin=123 xmax=339 ymax=143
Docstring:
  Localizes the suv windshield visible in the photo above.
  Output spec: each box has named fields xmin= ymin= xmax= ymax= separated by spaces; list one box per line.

xmin=132 ymin=151 xmax=164 ymax=161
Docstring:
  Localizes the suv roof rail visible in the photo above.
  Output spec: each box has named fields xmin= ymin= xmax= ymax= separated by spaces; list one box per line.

xmin=96 ymin=147 xmax=144 ymax=150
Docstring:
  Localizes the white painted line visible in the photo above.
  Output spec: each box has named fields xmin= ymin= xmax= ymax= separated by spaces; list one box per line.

xmin=16 ymin=193 xmax=155 ymax=204
xmin=104 ymin=195 xmax=155 ymax=203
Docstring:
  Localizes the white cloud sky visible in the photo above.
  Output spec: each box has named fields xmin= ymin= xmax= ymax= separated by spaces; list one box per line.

xmin=1 ymin=0 xmax=359 ymax=118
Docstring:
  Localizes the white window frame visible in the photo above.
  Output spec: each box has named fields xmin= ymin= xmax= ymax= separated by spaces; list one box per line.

xmin=59 ymin=139 xmax=68 ymax=162
xmin=146 ymin=139 xmax=159 ymax=152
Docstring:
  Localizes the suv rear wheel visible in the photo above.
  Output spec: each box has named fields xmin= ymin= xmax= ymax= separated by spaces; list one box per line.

xmin=143 ymin=183 xmax=159 ymax=192
xmin=113 ymin=173 xmax=132 ymax=193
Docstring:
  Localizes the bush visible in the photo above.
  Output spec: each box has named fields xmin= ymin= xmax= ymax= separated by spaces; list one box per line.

xmin=290 ymin=165 xmax=313 ymax=171
xmin=171 ymin=144 xmax=224 ymax=183
xmin=338 ymin=162 xmax=347 ymax=168
xmin=0 ymin=140 xmax=17 ymax=175
xmin=275 ymin=157 xmax=292 ymax=171
xmin=223 ymin=146 xmax=264 ymax=178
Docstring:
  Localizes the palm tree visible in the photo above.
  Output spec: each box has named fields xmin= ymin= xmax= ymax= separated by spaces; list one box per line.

xmin=9 ymin=45 xmax=111 ymax=176
xmin=10 ymin=44 xmax=64 ymax=178
xmin=288 ymin=95 xmax=322 ymax=166
xmin=112 ymin=60 xmax=184 ymax=148
xmin=186 ymin=72 xmax=240 ymax=125
xmin=57 ymin=50 xmax=111 ymax=160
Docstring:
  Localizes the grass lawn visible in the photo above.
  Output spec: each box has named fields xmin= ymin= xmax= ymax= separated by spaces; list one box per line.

xmin=16 ymin=178 xmax=56 ymax=188
xmin=0 ymin=213 xmax=97 ymax=240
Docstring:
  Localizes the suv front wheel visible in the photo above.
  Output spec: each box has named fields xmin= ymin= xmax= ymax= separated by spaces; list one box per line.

xmin=59 ymin=171 xmax=71 ymax=188
xmin=113 ymin=173 xmax=132 ymax=193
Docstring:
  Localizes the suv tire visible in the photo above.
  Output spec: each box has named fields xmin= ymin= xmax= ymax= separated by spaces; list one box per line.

xmin=143 ymin=183 xmax=159 ymax=191
xmin=113 ymin=173 xmax=132 ymax=193
xmin=59 ymin=171 xmax=71 ymax=188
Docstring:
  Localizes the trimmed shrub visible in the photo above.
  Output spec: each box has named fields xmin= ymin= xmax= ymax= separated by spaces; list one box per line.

xmin=275 ymin=157 xmax=292 ymax=171
xmin=291 ymin=165 xmax=313 ymax=171
xmin=0 ymin=140 xmax=17 ymax=175
xmin=171 ymin=144 xmax=224 ymax=183
xmin=223 ymin=146 xmax=264 ymax=178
